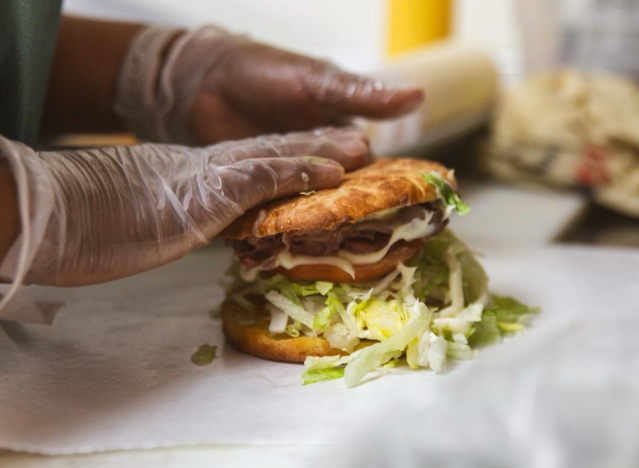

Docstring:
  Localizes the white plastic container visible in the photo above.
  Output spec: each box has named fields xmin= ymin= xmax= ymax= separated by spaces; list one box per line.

xmin=361 ymin=41 xmax=499 ymax=155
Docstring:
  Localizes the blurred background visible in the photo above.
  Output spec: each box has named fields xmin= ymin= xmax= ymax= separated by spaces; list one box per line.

xmin=59 ymin=0 xmax=639 ymax=246
xmin=3 ymin=2 xmax=638 ymax=468
xmin=63 ymin=0 xmax=520 ymax=76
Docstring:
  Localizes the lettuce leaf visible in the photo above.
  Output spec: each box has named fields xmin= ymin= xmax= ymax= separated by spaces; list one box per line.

xmin=302 ymin=367 xmax=345 ymax=385
xmin=468 ymin=314 xmax=501 ymax=347
xmin=291 ymin=281 xmax=334 ymax=297
xmin=301 ymin=352 xmax=363 ymax=384
xmin=266 ymin=275 xmax=302 ymax=306
xmin=313 ymin=300 xmax=338 ymax=331
xmin=265 ymin=291 xmax=314 ymax=328
xmin=357 ymin=298 xmax=413 ymax=341
xmin=488 ymin=295 xmax=539 ymax=325
xmin=344 ymin=303 xmax=432 ymax=388
xmin=422 ymin=172 xmax=470 ymax=216
xmin=316 ymin=281 xmax=334 ymax=295
xmin=190 ymin=344 xmax=217 ymax=366
xmin=292 ymin=283 xmax=322 ymax=297
xmin=468 ymin=295 xmax=537 ymax=346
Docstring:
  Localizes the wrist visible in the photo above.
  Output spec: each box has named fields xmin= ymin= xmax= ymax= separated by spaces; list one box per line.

xmin=113 ymin=26 xmax=187 ymax=142
xmin=113 ymin=24 xmax=232 ymax=144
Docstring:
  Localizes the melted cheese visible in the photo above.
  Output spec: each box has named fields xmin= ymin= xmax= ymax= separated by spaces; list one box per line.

xmin=276 ymin=250 xmax=356 ymax=278
xmin=241 ymin=208 xmax=439 ymax=279
xmin=276 ymin=209 xmax=436 ymax=278
xmin=338 ymin=211 xmax=435 ymax=265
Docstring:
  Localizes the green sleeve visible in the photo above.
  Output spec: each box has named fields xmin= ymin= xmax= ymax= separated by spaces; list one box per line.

xmin=0 ymin=0 xmax=63 ymax=146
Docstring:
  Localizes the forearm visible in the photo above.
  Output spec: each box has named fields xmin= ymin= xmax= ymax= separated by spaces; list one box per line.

xmin=42 ymin=16 xmax=144 ymax=136
xmin=0 ymin=159 xmax=20 ymax=266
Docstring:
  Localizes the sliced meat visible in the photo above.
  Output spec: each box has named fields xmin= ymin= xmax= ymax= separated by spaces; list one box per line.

xmin=229 ymin=236 xmax=286 ymax=269
xmin=284 ymin=229 xmax=391 ymax=257
xmin=229 ymin=203 xmax=446 ymax=269
xmin=342 ymin=231 xmax=390 ymax=254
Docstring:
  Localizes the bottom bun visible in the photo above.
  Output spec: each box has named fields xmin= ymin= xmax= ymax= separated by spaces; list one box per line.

xmin=222 ymin=297 xmax=346 ymax=363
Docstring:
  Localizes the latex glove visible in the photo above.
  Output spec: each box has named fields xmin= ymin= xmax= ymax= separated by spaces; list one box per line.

xmin=0 ymin=127 xmax=368 ymax=294
xmin=114 ymin=25 xmax=424 ymax=145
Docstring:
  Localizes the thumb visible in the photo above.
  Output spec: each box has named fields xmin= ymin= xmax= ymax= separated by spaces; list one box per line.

xmin=218 ymin=156 xmax=344 ymax=213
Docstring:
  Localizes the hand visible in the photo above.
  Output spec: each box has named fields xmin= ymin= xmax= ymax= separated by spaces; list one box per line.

xmin=114 ymin=25 xmax=424 ymax=145
xmin=0 ymin=127 xmax=369 ymax=288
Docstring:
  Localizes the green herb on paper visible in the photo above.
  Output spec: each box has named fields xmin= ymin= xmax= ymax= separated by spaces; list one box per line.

xmin=191 ymin=344 xmax=218 ymax=366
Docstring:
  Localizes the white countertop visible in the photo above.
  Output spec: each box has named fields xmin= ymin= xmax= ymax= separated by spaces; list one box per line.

xmin=0 ymin=182 xmax=590 ymax=467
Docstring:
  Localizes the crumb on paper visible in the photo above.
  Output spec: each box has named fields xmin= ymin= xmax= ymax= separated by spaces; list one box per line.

xmin=191 ymin=344 xmax=217 ymax=366
xmin=300 ymin=191 xmax=315 ymax=196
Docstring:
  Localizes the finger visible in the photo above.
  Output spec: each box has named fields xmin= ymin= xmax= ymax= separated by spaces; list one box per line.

xmin=219 ymin=156 xmax=344 ymax=212
xmin=189 ymin=93 xmax=267 ymax=145
xmin=212 ymin=127 xmax=371 ymax=171
xmin=305 ymin=66 xmax=424 ymax=119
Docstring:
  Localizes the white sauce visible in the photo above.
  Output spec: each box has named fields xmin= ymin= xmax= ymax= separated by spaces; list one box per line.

xmin=277 ymin=250 xmax=357 ymax=278
xmin=338 ymin=211 xmax=435 ymax=265
xmin=243 ymin=208 xmax=438 ymax=279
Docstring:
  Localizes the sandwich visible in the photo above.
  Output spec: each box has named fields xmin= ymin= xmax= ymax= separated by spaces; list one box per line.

xmin=220 ymin=158 xmax=534 ymax=387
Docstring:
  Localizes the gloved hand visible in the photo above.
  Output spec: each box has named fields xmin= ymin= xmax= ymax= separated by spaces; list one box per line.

xmin=0 ymin=127 xmax=369 ymax=290
xmin=114 ymin=25 xmax=424 ymax=145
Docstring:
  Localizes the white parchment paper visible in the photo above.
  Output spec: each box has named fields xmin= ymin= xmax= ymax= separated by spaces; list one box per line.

xmin=0 ymin=241 xmax=637 ymax=455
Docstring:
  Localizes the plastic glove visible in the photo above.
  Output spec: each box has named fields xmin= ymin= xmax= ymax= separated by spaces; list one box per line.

xmin=114 ymin=25 xmax=424 ymax=145
xmin=0 ymin=127 xmax=369 ymax=292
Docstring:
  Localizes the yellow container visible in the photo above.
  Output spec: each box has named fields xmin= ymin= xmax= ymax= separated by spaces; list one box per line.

xmin=387 ymin=0 xmax=452 ymax=57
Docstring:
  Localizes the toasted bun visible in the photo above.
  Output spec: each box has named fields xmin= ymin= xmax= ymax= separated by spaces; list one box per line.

xmin=222 ymin=297 xmax=345 ymax=363
xmin=221 ymin=158 xmax=453 ymax=240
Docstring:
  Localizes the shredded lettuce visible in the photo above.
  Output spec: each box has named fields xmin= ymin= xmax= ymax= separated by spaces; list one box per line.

xmin=324 ymin=322 xmax=360 ymax=352
xmin=469 ymin=295 xmax=538 ymax=347
xmin=229 ymin=229 xmax=537 ymax=387
xmin=468 ymin=314 xmax=501 ymax=347
xmin=416 ymin=267 xmax=448 ymax=301
xmin=313 ymin=297 xmax=340 ymax=332
xmin=422 ymin=171 xmax=470 ymax=216
xmin=488 ymin=295 xmax=539 ymax=325
xmin=357 ymin=298 xmax=413 ymax=341
xmin=265 ymin=291 xmax=314 ymax=329
xmin=316 ymin=281 xmax=334 ymax=295
xmin=446 ymin=342 xmax=475 ymax=360
xmin=285 ymin=323 xmax=302 ymax=338
xmin=427 ymin=333 xmax=448 ymax=371
xmin=304 ymin=351 xmax=361 ymax=370
xmin=266 ymin=304 xmax=288 ymax=333
xmin=292 ymin=280 xmax=334 ymax=297
xmin=266 ymin=275 xmax=300 ymax=302
xmin=301 ymin=352 xmax=363 ymax=385
xmin=302 ymin=367 xmax=345 ymax=385
xmin=345 ymin=303 xmax=432 ymax=388
xmin=292 ymin=283 xmax=322 ymax=297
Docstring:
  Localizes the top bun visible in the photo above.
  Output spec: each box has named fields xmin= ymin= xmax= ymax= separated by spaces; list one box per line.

xmin=220 ymin=158 xmax=455 ymax=240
